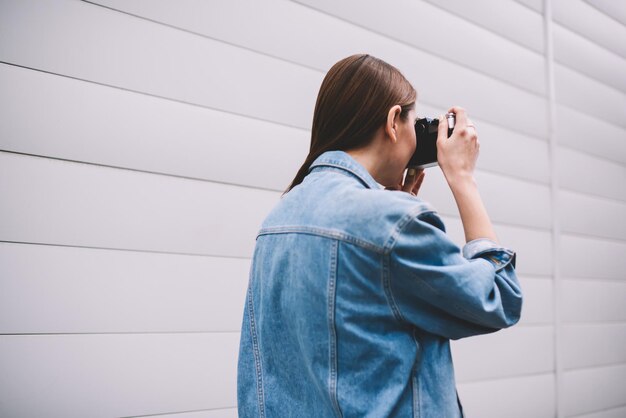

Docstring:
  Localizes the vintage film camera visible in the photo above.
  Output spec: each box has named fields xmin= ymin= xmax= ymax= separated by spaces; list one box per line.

xmin=407 ymin=112 xmax=456 ymax=168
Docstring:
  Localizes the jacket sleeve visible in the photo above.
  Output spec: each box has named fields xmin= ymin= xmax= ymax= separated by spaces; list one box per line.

xmin=386 ymin=210 xmax=523 ymax=340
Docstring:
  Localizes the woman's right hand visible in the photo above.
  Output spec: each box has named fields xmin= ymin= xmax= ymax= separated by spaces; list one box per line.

xmin=436 ymin=106 xmax=498 ymax=243
xmin=436 ymin=106 xmax=479 ymax=186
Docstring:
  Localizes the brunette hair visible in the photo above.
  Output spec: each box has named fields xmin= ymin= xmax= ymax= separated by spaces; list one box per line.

xmin=285 ymin=54 xmax=416 ymax=193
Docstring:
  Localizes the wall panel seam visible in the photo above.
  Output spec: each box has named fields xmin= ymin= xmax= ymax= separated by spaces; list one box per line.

xmin=563 ymin=361 xmax=626 ymax=373
xmin=561 ymin=276 xmax=625 ymax=282
xmin=553 ymin=23 xmax=626 ymax=68
xmin=562 ymin=277 xmax=626 ymax=283
xmin=457 ymin=370 xmax=555 ymax=386
xmin=556 ymin=100 xmax=626 ymax=132
xmin=0 ymin=240 xmax=254 ymax=261
xmin=556 ymin=143 xmax=626 ymax=167
xmin=0 ymin=331 xmax=241 ymax=336
xmin=560 ymin=188 xmax=626 ymax=205
xmin=560 ymin=232 xmax=626 ymax=245
xmin=118 ymin=406 xmax=237 ymax=418
xmin=562 ymin=321 xmax=626 ymax=326
xmin=566 ymin=403 xmax=626 ymax=418
xmin=544 ymin=1 xmax=564 ymax=417
xmin=583 ymin=0 xmax=626 ymax=27
xmin=554 ymin=58 xmax=626 ymax=99
xmin=558 ymin=188 xmax=626 ymax=205
xmin=556 ymin=102 xmax=626 ymax=133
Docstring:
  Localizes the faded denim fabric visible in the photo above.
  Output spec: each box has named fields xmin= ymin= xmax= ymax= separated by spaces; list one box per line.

xmin=238 ymin=150 xmax=523 ymax=418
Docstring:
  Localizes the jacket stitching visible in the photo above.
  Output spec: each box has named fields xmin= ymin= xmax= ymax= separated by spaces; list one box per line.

xmin=385 ymin=212 xmax=488 ymax=327
xmin=383 ymin=207 xmax=438 ymax=254
xmin=412 ymin=328 xmax=422 ymax=418
xmin=328 ymin=240 xmax=343 ymax=418
xmin=258 ymin=226 xmax=385 ymax=254
xmin=309 ymin=160 xmax=378 ymax=189
xmin=413 ymin=373 xmax=421 ymax=418
xmin=310 ymin=163 xmax=376 ymax=189
xmin=246 ymin=286 xmax=266 ymax=417
xmin=382 ymin=253 xmax=406 ymax=322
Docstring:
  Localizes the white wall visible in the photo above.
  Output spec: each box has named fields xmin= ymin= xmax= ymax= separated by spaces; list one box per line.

xmin=0 ymin=0 xmax=624 ymax=417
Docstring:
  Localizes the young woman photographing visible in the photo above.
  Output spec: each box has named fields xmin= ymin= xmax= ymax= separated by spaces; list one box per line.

xmin=237 ymin=54 xmax=523 ymax=418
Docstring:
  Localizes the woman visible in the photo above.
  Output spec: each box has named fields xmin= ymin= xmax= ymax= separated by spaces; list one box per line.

xmin=237 ymin=54 xmax=522 ymax=417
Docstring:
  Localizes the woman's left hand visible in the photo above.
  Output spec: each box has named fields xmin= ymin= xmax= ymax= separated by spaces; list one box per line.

xmin=386 ymin=168 xmax=425 ymax=196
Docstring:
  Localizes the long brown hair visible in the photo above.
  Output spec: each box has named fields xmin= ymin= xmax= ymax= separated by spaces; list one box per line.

xmin=285 ymin=54 xmax=416 ymax=193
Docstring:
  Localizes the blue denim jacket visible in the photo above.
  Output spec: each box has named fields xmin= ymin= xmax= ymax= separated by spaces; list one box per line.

xmin=238 ymin=150 xmax=523 ymax=417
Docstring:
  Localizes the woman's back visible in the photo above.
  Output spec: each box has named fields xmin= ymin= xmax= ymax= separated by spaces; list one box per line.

xmin=237 ymin=151 xmax=522 ymax=417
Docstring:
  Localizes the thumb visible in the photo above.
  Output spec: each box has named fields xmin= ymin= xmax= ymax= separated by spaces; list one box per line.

xmin=436 ymin=114 xmax=448 ymax=145
xmin=402 ymin=168 xmax=417 ymax=193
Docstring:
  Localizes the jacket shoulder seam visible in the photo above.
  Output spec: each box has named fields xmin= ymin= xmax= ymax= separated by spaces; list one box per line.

xmin=383 ymin=207 xmax=439 ymax=254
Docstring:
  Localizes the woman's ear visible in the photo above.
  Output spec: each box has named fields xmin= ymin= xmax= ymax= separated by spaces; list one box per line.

xmin=385 ymin=105 xmax=402 ymax=143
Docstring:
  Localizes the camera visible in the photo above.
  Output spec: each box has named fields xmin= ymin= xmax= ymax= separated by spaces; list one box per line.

xmin=407 ymin=112 xmax=456 ymax=168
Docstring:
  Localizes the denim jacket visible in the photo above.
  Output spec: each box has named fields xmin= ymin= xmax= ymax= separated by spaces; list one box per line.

xmin=238 ymin=150 xmax=523 ymax=417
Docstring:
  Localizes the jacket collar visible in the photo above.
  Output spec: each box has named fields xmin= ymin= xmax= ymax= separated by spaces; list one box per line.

xmin=309 ymin=150 xmax=382 ymax=190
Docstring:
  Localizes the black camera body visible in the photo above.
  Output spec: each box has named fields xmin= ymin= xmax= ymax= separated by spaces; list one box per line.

xmin=407 ymin=112 xmax=456 ymax=168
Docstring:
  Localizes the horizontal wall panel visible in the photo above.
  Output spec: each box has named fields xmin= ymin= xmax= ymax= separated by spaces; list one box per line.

xmin=420 ymin=169 xmax=552 ymax=229
xmin=498 ymin=225 xmax=553 ymax=277
xmin=86 ymin=0 xmax=549 ymax=139
xmin=562 ymin=324 xmax=626 ymax=370
xmin=517 ymin=277 xmax=554 ymax=325
xmin=557 ymin=146 xmax=626 ymax=202
xmin=561 ymin=279 xmax=626 ymax=323
xmin=587 ymin=0 xmax=626 ymax=26
xmin=553 ymin=23 xmax=626 ymax=94
xmin=292 ymin=0 xmax=546 ymax=96
xmin=571 ymin=405 xmax=626 ymax=418
xmin=0 ymin=63 xmax=308 ymax=192
xmin=519 ymin=0 xmax=626 ymax=60
xmin=0 ymin=333 xmax=239 ymax=418
xmin=423 ymin=0 xmax=544 ymax=54
xmin=476 ymin=123 xmax=550 ymax=184
xmin=357 ymin=93 xmax=549 ymax=197
xmin=92 ymin=0 xmax=346 ymax=73
xmin=0 ymin=63 xmax=546 ymax=194
xmin=417 ymin=218 xmax=553 ymax=323
xmin=562 ymin=364 xmax=626 ymax=417
xmin=452 ymin=326 xmax=554 ymax=383
xmin=0 ymin=223 xmax=551 ymax=336
xmin=414 ymin=102 xmax=550 ymax=184
xmin=154 ymin=409 xmax=237 ymax=418
xmin=560 ymin=234 xmax=626 ymax=280
xmin=0 ymin=152 xmax=278 ymax=258
xmin=0 ymin=150 xmax=553 ymax=263
xmin=457 ymin=373 xmax=555 ymax=418
xmin=0 ymin=242 xmax=249 ymax=333
xmin=514 ymin=0 xmax=542 ymax=13
xmin=555 ymin=105 xmax=626 ymax=166
xmin=437 ymin=218 xmax=553 ymax=318
xmin=442 ymin=216 xmax=552 ymax=276
xmin=554 ymin=63 xmax=626 ymax=130
xmin=0 ymin=0 xmax=323 ymax=130
xmin=559 ymin=191 xmax=626 ymax=241
xmin=552 ymin=0 xmax=626 ymax=60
